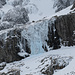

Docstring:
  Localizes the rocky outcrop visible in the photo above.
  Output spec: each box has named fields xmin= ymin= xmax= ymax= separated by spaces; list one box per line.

xmin=54 ymin=0 xmax=75 ymax=12
xmin=0 ymin=21 xmax=13 ymax=31
xmin=41 ymin=56 xmax=72 ymax=75
xmin=2 ymin=6 xmax=29 ymax=24
xmin=10 ymin=0 xmax=23 ymax=7
xmin=0 ymin=62 xmax=6 ymax=70
xmin=71 ymin=2 xmax=75 ymax=10
xmin=46 ymin=19 xmax=61 ymax=49
xmin=55 ymin=13 xmax=75 ymax=46
xmin=0 ymin=0 xmax=6 ymax=8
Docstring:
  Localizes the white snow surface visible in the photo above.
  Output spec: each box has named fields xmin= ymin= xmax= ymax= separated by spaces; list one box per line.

xmin=26 ymin=0 xmax=56 ymax=21
xmin=0 ymin=46 xmax=75 ymax=75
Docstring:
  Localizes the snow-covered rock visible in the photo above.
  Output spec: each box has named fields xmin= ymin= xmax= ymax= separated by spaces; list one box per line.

xmin=53 ymin=0 xmax=75 ymax=12
xmin=2 ymin=6 xmax=29 ymax=24
xmin=22 ymin=0 xmax=30 ymax=6
xmin=0 ymin=21 xmax=13 ymax=31
xmin=0 ymin=0 xmax=75 ymax=22
xmin=0 ymin=0 xmax=6 ymax=8
xmin=6 ymin=0 xmax=23 ymax=7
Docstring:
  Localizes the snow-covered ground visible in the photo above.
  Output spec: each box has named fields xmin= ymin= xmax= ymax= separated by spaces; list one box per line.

xmin=0 ymin=46 xmax=75 ymax=75
xmin=27 ymin=0 xmax=56 ymax=21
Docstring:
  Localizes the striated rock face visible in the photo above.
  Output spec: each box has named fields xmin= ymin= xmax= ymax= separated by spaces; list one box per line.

xmin=55 ymin=13 xmax=75 ymax=46
xmin=47 ymin=18 xmax=61 ymax=49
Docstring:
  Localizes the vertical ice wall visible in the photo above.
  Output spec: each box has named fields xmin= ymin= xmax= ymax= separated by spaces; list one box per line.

xmin=21 ymin=17 xmax=60 ymax=55
xmin=21 ymin=20 xmax=49 ymax=55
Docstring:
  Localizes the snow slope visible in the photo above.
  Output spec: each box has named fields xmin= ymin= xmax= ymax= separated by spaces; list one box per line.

xmin=0 ymin=46 xmax=75 ymax=75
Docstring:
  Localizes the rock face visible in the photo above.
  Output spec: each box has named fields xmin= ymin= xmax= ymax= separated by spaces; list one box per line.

xmin=47 ymin=19 xmax=61 ymax=49
xmin=55 ymin=13 xmax=75 ymax=46
xmin=0 ymin=0 xmax=6 ymax=8
xmin=54 ymin=0 xmax=75 ymax=12
xmin=0 ymin=21 xmax=13 ymax=31
xmin=0 ymin=29 xmax=23 ymax=63
xmin=2 ymin=6 xmax=29 ymax=24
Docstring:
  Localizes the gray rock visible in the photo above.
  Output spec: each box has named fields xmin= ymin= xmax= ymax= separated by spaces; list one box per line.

xmin=46 ymin=18 xmax=61 ymax=49
xmin=0 ymin=0 xmax=6 ymax=8
xmin=2 ymin=6 xmax=29 ymax=24
xmin=54 ymin=0 xmax=75 ymax=12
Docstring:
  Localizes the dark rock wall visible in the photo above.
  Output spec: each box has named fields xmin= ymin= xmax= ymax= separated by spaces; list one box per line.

xmin=46 ymin=19 xmax=61 ymax=50
xmin=55 ymin=13 xmax=75 ymax=46
xmin=0 ymin=29 xmax=23 ymax=63
xmin=2 ymin=6 xmax=29 ymax=24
